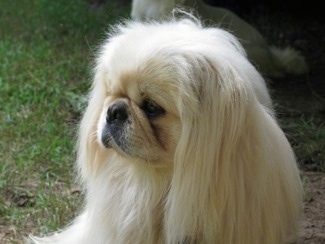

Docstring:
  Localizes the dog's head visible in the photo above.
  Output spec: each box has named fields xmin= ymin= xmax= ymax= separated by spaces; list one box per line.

xmin=78 ymin=18 xmax=272 ymax=175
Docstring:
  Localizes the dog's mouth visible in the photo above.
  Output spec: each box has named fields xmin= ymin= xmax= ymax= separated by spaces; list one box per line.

xmin=101 ymin=126 xmax=133 ymax=159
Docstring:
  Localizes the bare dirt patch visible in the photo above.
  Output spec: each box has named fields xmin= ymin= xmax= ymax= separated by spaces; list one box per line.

xmin=297 ymin=172 xmax=325 ymax=243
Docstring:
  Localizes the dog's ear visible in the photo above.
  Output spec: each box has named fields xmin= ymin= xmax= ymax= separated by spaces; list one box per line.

xmin=165 ymin=54 xmax=302 ymax=243
xmin=166 ymin=55 xmax=251 ymax=242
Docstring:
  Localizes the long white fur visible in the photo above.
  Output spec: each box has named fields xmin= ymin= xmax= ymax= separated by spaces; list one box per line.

xmin=29 ymin=17 xmax=303 ymax=244
xmin=131 ymin=0 xmax=309 ymax=78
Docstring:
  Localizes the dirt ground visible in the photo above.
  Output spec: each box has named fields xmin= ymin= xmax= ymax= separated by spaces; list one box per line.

xmin=297 ymin=172 xmax=325 ymax=243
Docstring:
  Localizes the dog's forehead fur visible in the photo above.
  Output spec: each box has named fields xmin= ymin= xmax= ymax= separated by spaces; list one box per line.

xmin=96 ymin=20 xmax=253 ymax=115
xmin=99 ymin=28 xmax=186 ymax=113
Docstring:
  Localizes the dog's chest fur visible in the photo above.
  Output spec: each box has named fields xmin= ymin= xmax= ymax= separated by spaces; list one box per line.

xmin=86 ymin=162 xmax=170 ymax=243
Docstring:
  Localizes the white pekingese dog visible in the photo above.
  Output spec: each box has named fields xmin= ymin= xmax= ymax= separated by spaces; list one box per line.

xmin=29 ymin=17 xmax=303 ymax=244
xmin=131 ymin=0 xmax=309 ymax=78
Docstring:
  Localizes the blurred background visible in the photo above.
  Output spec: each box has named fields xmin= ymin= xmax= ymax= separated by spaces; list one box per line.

xmin=0 ymin=0 xmax=324 ymax=243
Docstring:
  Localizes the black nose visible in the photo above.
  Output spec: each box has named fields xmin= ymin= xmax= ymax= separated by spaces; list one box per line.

xmin=106 ymin=102 xmax=128 ymax=123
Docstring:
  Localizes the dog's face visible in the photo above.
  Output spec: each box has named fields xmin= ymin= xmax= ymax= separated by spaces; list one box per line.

xmin=96 ymin=55 xmax=182 ymax=165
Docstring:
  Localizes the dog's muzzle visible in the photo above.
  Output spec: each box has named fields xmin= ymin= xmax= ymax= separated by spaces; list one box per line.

xmin=101 ymin=101 xmax=129 ymax=148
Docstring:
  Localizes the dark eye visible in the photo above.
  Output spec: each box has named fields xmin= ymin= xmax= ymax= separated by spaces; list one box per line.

xmin=141 ymin=99 xmax=165 ymax=118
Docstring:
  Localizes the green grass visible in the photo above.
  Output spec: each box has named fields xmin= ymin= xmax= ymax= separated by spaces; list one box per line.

xmin=0 ymin=0 xmax=130 ymax=242
xmin=281 ymin=115 xmax=325 ymax=172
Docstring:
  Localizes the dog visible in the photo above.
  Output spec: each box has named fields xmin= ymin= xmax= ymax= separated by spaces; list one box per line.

xmin=131 ymin=0 xmax=309 ymax=78
xmin=29 ymin=16 xmax=303 ymax=244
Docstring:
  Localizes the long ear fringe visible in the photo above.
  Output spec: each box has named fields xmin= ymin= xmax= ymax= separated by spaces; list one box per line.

xmin=165 ymin=59 xmax=303 ymax=243
xmin=76 ymin=65 xmax=108 ymax=185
